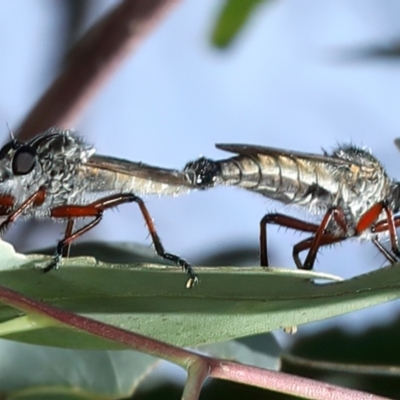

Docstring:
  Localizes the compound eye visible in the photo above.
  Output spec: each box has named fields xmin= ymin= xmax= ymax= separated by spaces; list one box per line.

xmin=12 ymin=146 xmax=37 ymax=175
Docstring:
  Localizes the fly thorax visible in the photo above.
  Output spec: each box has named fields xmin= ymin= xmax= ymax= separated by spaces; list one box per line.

xmin=33 ymin=131 xmax=94 ymax=204
xmin=347 ymin=171 xmax=388 ymax=223
xmin=38 ymin=152 xmax=79 ymax=197
xmin=329 ymin=146 xmax=389 ymax=224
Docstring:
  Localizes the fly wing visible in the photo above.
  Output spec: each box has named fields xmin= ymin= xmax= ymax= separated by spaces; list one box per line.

xmin=86 ymin=155 xmax=193 ymax=187
xmin=82 ymin=154 xmax=194 ymax=196
xmin=86 ymin=154 xmax=194 ymax=188
xmin=215 ymin=143 xmax=361 ymax=167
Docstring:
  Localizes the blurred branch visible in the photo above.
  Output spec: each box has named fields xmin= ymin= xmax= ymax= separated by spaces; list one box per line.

xmin=332 ymin=39 xmax=400 ymax=62
xmin=60 ymin=0 xmax=94 ymax=49
xmin=283 ymin=353 xmax=400 ymax=377
xmin=18 ymin=0 xmax=180 ymax=140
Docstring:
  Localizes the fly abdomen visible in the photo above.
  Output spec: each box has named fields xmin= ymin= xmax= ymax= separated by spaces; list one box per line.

xmin=184 ymin=151 xmax=337 ymax=208
xmin=236 ymin=153 xmax=338 ymax=207
xmin=219 ymin=153 xmax=305 ymax=203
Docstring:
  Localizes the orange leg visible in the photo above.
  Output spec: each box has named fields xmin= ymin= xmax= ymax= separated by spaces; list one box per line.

xmin=370 ymin=202 xmax=400 ymax=261
xmin=354 ymin=201 xmax=400 ymax=263
xmin=371 ymin=236 xmax=397 ymax=264
xmin=260 ymin=208 xmax=348 ymax=270
xmin=301 ymin=207 xmax=348 ymax=270
xmin=300 ymin=201 xmax=400 ymax=267
xmin=0 ymin=194 xmax=15 ymax=226
xmin=0 ymin=188 xmax=45 ymax=234
xmin=47 ymin=193 xmax=198 ymax=285
xmin=260 ymin=214 xmax=319 ymax=267
xmin=293 ymin=234 xmax=346 ymax=269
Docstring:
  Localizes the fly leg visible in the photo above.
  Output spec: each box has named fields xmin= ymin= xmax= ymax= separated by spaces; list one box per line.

xmin=260 ymin=213 xmax=319 ymax=267
xmin=293 ymin=234 xmax=345 ymax=270
xmin=0 ymin=189 xmax=45 ymax=234
xmin=0 ymin=194 xmax=15 ymax=231
xmin=43 ymin=211 xmax=102 ymax=272
xmin=294 ymin=207 xmax=348 ymax=270
xmin=369 ymin=203 xmax=400 ymax=260
xmin=62 ymin=219 xmax=75 ymax=258
xmin=260 ymin=208 xmax=347 ymax=270
xmin=371 ymin=236 xmax=397 ymax=264
xmin=264 ymin=203 xmax=400 ymax=269
xmin=47 ymin=193 xmax=198 ymax=287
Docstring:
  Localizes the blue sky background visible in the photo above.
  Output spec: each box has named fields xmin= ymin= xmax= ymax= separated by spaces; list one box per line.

xmin=0 ymin=0 xmax=400 ymax=334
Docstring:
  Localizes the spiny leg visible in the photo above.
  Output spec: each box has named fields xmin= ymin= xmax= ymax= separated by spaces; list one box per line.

xmin=0 ymin=195 xmax=15 ymax=215
xmin=43 ymin=212 xmax=102 ymax=272
xmin=127 ymin=195 xmax=198 ymax=287
xmin=370 ymin=203 xmax=400 ymax=258
xmin=48 ymin=193 xmax=198 ymax=287
xmin=0 ymin=188 xmax=45 ymax=234
xmin=260 ymin=208 xmax=347 ymax=270
xmin=293 ymin=202 xmax=398 ymax=269
xmin=300 ymin=207 xmax=347 ymax=270
xmin=0 ymin=194 xmax=15 ymax=232
xmin=371 ymin=236 xmax=397 ymax=264
xmin=260 ymin=213 xmax=319 ymax=267
xmin=293 ymin=234 xmax=345 ymax=270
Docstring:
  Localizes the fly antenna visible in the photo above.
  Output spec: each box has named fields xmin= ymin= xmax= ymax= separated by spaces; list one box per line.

xmin=5 ymin=122 xmax=16 ymax=143
xmin=5 ymin=123 xmax=20 ymax=145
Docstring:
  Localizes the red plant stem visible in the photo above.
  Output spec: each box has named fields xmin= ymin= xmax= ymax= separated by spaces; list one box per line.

xmin=208 ymin=359 xmax=390 ymax=400
xmin=0 ymin=285 xmax=191 ymax=364
xmin=0 ymin=285 xmax=388 ymax=400
xmin=18 ymin=0 xmax=180 ymax=140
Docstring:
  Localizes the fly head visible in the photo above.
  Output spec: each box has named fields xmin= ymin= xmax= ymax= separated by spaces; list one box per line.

xmin=0 ymin=137 xmax=38 ymax=187
xmin=0 ymin=128 xmax=95 ymax=201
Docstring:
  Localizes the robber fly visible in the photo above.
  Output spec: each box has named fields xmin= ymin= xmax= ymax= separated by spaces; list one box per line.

xmin=184 ymin=143 xmax=400 ymax=270
xmin=0 ymin=128 xmax=198 ymax=287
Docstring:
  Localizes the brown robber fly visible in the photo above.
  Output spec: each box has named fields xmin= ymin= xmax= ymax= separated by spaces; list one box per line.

xmin=184 ymin=143 xmax=400 ymax=270
xmin=0 ymin=128 xmax=198 ymax=287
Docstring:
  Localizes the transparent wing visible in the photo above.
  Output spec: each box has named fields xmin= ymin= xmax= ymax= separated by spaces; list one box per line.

xmin=216 ymin=143 xmax=362 ymax=168
xmin=86 ymin=154 xmax=193 ymax=188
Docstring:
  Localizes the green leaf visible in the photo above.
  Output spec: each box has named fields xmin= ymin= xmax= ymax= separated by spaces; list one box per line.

xmin=0 ymin=340 xmax=157 ymax=399
xmin=0 ymin=240 xmax=400 ymax=350
xmin=211 ymin=0 xmax=272 ymax=48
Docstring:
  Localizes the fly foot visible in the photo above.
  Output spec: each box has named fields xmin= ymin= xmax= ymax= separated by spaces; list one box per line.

xmin=42 ymin=253 xmax=62 ymax=273
xmin=164 ymin=253 xmax=199 ymax=288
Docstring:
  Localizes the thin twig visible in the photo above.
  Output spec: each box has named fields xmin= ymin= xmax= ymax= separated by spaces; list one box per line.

xmin=18 ymin=0 xmax=180 ymax=140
